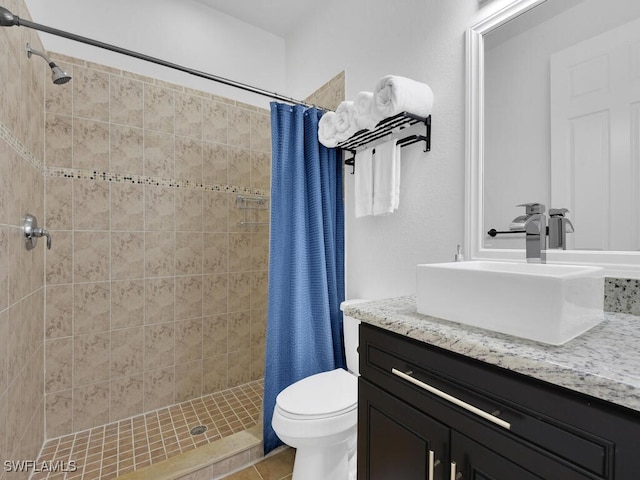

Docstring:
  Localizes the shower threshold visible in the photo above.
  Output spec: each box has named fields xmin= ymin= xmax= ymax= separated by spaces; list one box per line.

xmin=31 ymin=380 xmax=263 ymax=480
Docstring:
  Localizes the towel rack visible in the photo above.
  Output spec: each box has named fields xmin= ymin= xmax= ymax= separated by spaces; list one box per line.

xmin=338 ymin=112 xmax=431 ymax=174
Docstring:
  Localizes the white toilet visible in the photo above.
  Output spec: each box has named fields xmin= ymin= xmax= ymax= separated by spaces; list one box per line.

xmin=271 ymin=300 xmax=364 ymax=480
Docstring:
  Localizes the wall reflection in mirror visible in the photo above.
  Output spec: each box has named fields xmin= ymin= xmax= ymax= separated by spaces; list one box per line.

xmin=483 ymin=0 xmax=640 ymax=252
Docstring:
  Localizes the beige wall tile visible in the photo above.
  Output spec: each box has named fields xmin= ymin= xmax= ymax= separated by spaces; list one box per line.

xmin=251 ymin=150 xmax=271 ymax=192
xmin=144 ymin=322 xmax=174 ymax=370
xmin=0 ymin=310 xmax=7 ymax=395
xmin=229 ymin=233 xmax=251 ymax=273
xmin=73 ymin=67 xmax=110 ymax=122
xmin=73 ymin=179 xmax=110 ymax=230
xmin=144 ymin=367 xmax=175 ymax=411
xmin=203 ymin=233 xmax=228 ymax=274
xmin=203 ymin=141 xmax=228 ymax=185
xmin=144 ymin=130 xmax=174 ymax=178
xmin=45 ymin=337 xmax=73 ymax=393
xmin=45 ymin=113 xmax=72 ymax=168
xmin=251 ymin=344 xmax=265 ymax=381
xmin=0 ymin=227 xmax=7 ymax=312
xmin=203 ymin=314 xmax=227 ymax=358
xmin=73 ymin=118 xmax=110 ymax=171
xmin=203 ymin=191 xmax=229 ymax=232
xmin=111 ymin=182 xmax=143 ymax=231
xmin=228 ymin=147 xmax=251 ymax=188
xmin=228 ymin=311 xmax=251 ymax=353
xmin=111 ymin=231 xmax=145 ymax=280
xmin=202 ymin=99 xmax=227 ymax=144
xmin=45 ymin=284 xmax=73 ymax=339
xmin=175 ymin=318 xmax=203 ymax=364
xmin=74 ymin=231 xmax=110 ymax=282
xmin=110 ymin=374 xmax=143 ymax=422
xmin=228 ymin=350 xmax=251 ymax=388
xmin=110 ymin=75 xmax=143 ymax=128
xmin=175 ymin=276 xmax=202 ymax=320
xmin=228 ymin=273 xmax=251 ymax=313
xmin=202 ymin=354 xmax=227 ymax=393
xmin=46 ymin=176 xmax=72 ymax=230
xmin=74 ymin=332 xmax=110 ymax=386
xmin=111 ymin=327 xmax=144 ymax=378
xmin=145 ymin=185 xmax=175 ymax=231
xmin=46 ymin=230 xmax=73 ymax=285
xmin=250 ymin=111 xmax=272 ymax=153
xmin=111 ymin=279 xmax=144 ymax=329
xmin=175 ymin=189 xmax=203 ymax=232
xmin=110 ymin=125 xmax=144 ymax=175
xmin=144 ymin=84 xmax=174 ymax=134
xmin=175 ymin=92 xmax=202 ymax=139
xmin=228 ymin=108 xmax=251 ymax=148
xmin=74 ymin=281 xmax=110 ymax=334
xmin=175 ymin=360 xmax=202 ymax=403
xmin=250 ymin=308 xmax=266 ymax=347
xmin=250 ymin=271 xmax=268 ymax=310
xmin=203 ymin=273 xmax=228 ymax=317
xmin=145 ymin=277 xmax=174 ymax=325
xmin=46 ymin=390 xmax=73 ymax=438
xmin=175 ymin=136 xmax=203 ymax=181
xmin=145 ymin=232 xmax=175 ymax=277
xmin=73 ymin=381 xmax=110 ymax=431
xmin=176 ymin=232 xmax=203 ymax=275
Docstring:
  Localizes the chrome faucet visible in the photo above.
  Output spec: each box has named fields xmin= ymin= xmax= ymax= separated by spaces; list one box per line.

xmin=548 ymin=208 xmax=574 ymax=250
xmin=511 ymin=203 xmax=547 ymax=263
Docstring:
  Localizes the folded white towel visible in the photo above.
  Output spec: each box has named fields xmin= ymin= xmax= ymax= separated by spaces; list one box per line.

xmin=354 ymin=91 xmax=382 ymax=131
xmin=372 ymin=139 xmax=401 ymax=215
xmin=334 ymin=101 xmax=359 ymax=142
xmin=318 ymin=111 xmax=339 ymax=148
xmin=373 ymin=75 xmax=434 ymax=119
xmin=354 ymin=147 xmax=374 ymax=218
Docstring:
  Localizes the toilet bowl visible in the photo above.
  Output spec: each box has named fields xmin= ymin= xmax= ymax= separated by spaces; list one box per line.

xmin=271 ymin=300 xmax=365 ymax=480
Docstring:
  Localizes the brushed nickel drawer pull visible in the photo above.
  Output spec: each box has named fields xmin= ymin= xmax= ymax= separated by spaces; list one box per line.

xmin=392 ymin=368 xmax=511 ymax=430
xmin=428 ymin=450 xmax=435 ymax=480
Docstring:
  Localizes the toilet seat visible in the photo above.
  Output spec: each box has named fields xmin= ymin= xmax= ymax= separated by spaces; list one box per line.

xmin=276 ymin=368 xmax=357 ymax=420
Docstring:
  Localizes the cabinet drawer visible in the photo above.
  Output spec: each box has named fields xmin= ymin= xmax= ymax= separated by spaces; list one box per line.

xmin=360 ymin=324 xmax=617 ymax=478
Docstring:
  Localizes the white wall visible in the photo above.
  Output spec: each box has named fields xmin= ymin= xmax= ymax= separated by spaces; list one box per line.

xmin=286 ymin=0 xmax=512 ymax=300
xmin=24 ymin=0 xmax=286 ymax=108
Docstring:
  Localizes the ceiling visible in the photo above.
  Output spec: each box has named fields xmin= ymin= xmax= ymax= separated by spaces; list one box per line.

xmin=192 ymin=0 xmax=317 ymax=37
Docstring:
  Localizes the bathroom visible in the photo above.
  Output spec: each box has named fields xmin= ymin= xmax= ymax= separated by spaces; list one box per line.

xmin=2 ymin=0 xmax=640 ymax=479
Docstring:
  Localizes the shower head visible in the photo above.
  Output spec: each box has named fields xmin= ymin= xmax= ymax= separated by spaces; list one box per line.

xmin=26 ymin=43 xmax=71 ymax=85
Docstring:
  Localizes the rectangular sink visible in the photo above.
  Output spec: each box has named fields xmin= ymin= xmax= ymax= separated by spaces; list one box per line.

xmin=416 ymin=261 xmax=604 ymax=345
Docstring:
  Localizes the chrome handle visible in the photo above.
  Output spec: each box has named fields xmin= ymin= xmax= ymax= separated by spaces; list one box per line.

xmin=392 ymin=368 xmax=511 ymax=430
xmin=428 ymin=450 xmax=441 ymax=480
xmin=450 ymin=462 xmax=463 ymax=479
xmin=23 ymin=214 xmax=52 ymax=250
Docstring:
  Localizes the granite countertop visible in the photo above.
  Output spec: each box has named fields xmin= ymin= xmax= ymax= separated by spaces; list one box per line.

xmin=345 ymin=296 xmax=640 ymax=412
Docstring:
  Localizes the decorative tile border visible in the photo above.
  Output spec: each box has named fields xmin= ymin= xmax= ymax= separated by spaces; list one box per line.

xmin=46 ymin=166 xmax=269 ymax=197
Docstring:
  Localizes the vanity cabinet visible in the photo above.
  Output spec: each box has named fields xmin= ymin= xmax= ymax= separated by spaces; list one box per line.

xmin=357 ymin=323 xmax=640 ymax=480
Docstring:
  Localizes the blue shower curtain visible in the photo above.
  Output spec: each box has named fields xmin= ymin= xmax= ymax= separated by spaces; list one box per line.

xmin=263 ymin=102 xmax=345 ymax=454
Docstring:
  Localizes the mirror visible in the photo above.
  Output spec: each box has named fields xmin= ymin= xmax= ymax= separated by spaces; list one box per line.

xmin=466 ymin=0 xmax=640 ymax=275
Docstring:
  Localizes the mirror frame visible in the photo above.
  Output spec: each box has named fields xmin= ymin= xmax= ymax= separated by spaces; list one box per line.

xmin=465 ymin=0 xmax=640 ymax=277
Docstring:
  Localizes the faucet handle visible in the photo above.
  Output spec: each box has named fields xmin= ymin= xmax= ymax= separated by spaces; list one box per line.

xmin=516 ymin=203 xmax=545 ymax=215
xmin=549 ymin=208 xmax=569 ymax=217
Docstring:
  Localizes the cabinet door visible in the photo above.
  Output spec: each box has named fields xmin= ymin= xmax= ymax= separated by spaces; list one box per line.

xmin=359 ymin=379 xmax=450 ymax=480
xmin=451 ymin=431 xmax=594 ymax=480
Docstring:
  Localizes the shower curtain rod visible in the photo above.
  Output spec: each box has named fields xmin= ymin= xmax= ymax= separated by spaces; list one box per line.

xmin=0 ymin=6 xmax=318 ymax=109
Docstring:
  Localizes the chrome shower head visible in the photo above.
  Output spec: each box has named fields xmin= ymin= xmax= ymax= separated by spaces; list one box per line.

xmin=26 ymin=43 xmax=71 ymax=85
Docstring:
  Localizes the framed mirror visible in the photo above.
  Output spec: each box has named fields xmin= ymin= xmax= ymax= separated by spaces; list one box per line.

xmin=466 ymin=0 xmax=640 ymax=276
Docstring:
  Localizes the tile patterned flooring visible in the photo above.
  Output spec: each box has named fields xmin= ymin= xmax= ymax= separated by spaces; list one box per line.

xmin=218 ymin=448 xmax=294 ymax=480
xmin=30 ymin=380 xmax=263 ymax=480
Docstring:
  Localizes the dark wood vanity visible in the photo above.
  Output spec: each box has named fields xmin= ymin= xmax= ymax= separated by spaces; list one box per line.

xmin=357 ymin=323 xmax=640 ymax=480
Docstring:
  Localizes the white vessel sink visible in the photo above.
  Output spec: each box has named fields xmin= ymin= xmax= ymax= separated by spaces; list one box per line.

xmin=416 ymin=261 xmax=604 ymax=345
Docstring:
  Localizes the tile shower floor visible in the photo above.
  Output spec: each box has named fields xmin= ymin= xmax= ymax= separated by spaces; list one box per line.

xmin=31 ymin=380 xmax=263 ymax=480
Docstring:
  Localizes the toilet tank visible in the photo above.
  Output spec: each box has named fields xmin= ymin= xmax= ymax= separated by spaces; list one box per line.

xmin=340 ymin=299 xmax=367 ymax=376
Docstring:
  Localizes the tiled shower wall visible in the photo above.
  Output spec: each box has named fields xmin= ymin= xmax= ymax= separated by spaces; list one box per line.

xmin=43 ymin=54 xmax=271 ymax=438
xmin=0 ymin=0 xmax=47 ymax=478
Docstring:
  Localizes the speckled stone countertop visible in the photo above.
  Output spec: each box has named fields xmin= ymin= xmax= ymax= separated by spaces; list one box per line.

xmin=345 ymin=296 xmax=640 ymax=412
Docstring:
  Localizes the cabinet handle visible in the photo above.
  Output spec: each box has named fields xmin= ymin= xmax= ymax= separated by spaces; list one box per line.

xmin=428 ymin=450 xmax=434 ymax=480
xmin=391 ymin=368 xmax=511 ymax=430
xmin=450 ymin=462 xmax=463 ymax=479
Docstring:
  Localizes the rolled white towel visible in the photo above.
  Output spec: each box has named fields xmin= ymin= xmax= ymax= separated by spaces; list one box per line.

xmin=373 ymin=75 xmax=434 ymax=119
xmin=318 ymin=111 xmax=339 ymax=148
xmin=354 ymin=91 xmax=382 ymax=130
xmin=333 ymin=101 xmax=359 ymax=142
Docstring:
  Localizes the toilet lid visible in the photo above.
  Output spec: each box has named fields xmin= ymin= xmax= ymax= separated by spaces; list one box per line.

xmin=276 ymin=369 xmax=357 ymax=419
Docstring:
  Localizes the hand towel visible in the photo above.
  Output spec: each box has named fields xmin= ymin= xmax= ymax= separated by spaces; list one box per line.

xmin=373 ymin=75 xmax=434 ymax=119
xmin=318 ymin=111 xmax=338 ymax=148
xmin=372 ymin=139 xmax=401 ymax=215
xmin=354 ymin=147 xmax=374 ymax=218
xmin=354 ymin=91 xmax=382 ymax=130
xmin=334 ymin=101 xmax=359 ymax=142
